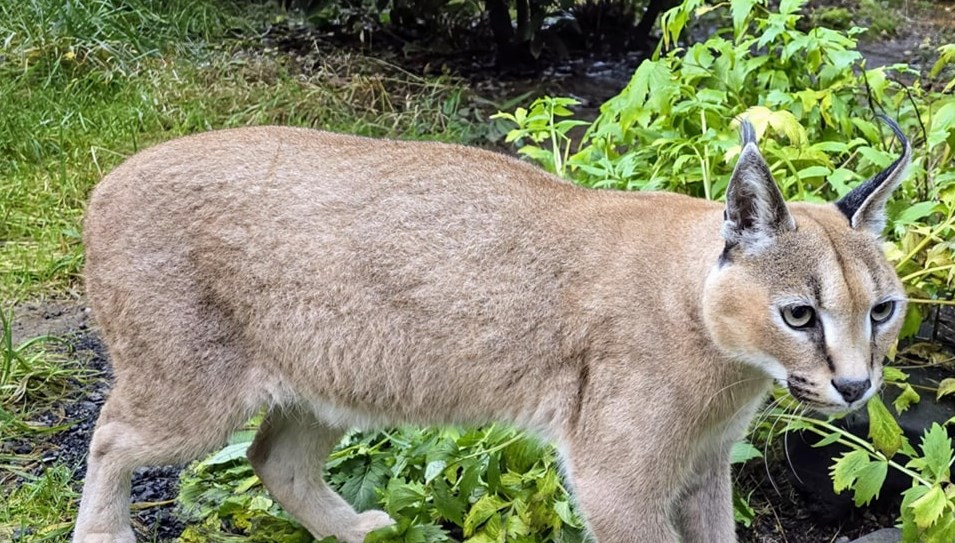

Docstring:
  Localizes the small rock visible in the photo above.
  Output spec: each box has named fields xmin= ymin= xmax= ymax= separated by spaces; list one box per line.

xmin=847 ymin=527 xmax=902 ymax=543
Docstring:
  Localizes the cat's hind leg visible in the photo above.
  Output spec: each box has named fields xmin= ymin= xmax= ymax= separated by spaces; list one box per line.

xmin=247 ymin=407 xmax=393 ymax=543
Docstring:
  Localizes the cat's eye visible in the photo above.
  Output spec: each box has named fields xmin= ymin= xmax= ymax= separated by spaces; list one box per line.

xmin=781 ymin=305 xmax=816 ymax=329
xmin=871 ymin=301 xmax=895 ymax=323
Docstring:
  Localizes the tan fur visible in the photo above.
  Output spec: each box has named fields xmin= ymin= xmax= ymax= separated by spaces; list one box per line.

xmin=74 ymin=125 xmax=907 ymax=543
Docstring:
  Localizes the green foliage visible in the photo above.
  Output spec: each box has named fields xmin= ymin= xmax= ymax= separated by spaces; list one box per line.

xmin=179 ymin=426 xmax=586 ymax=542
xmin=0 ymin=464 xmax=78 ymax=541
xmin=0 ymin=309 xmax=77 ymax=418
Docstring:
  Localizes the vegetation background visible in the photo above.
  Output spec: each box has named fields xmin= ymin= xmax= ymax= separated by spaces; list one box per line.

xmin=1 ymin=0 xmax=953 ymax=542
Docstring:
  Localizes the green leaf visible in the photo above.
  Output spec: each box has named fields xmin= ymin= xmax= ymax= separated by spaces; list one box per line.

xmin=894 ymin=384 xmax=921 ymax=413
xmin=868 ymin=395 xmax=904 ymax=458
xmin=851 ymin=460 xmax=888 ymax=506
xmin=731 ymin=0 xmax=757 ymax=34
xmin=895 ymin=202 xmax=940 ymax=227
xmin=831 ymin=449 xmax=871 ymax=493
xmin=553 ymin=500 xmax=580 ymax=528
xmin=340 ymin=459 xmax=389 ymax=511
xmin=197 ymin=442 xmax=250 ymax=469
xmin=813 ymin=432 xmax=842 ymax=448
xmin=938 ymin=378 xmax=955 ymax=401
xmin=432 ymin=478 xmax=466 ymax=526
xmin=858 ymin=146 xmax=894 ymax=168
xmin=730 ymin=440 xmax=762 ymax=464
xmin=733 ymin=489 xmax=756 ymax=527
xmin=797 ymin=165 xmax=832 ymax=179
xmin=384 ymin=479 xmax=426 ymax=514
xmin=883 ymin=366 xmax=909 ymax=383
xmin=424 ymin=460 xmax=447 ymax=484
xmin=921 ymin=424 xmax=953 ymax=482
xmin=911 ymin=485 xmax=948 ymax=529
xmin=464 ymin=495 xmax=508 ymax=536
xmin=926 ymin=511 xmax=955 ymax=543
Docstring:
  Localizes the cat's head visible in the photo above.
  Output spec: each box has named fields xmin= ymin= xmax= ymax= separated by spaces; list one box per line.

xmin=702 ymin=117 xmax=911 ymax=414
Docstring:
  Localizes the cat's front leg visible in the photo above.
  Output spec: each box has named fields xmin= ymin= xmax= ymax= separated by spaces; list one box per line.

xmin=562 ymin=425 xmax=682 ymax=542
xmin=673 ymin=448 xmax=736 ymax=543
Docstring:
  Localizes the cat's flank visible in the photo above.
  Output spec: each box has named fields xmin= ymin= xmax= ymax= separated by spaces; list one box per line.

xmin=75 ymin=118 xmax=910 ymax=542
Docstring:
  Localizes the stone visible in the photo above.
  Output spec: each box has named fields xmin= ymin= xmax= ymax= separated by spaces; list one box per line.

xmin=847 ymin=527 xmax=901 ymax=543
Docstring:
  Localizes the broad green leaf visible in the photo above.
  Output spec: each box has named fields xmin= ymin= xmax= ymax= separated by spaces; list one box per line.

xmin=895 ymin=202 xmax=940 ymax=227
xmin=922 ymin=424 xmax=953 ymax=482
xmin=340 ymin=460 xmax=389 ymax=511
xmin=797 ymin=165 xmax=831 ymax=179
xmin=868 ymin=395 xmax=904 ymax=458
xmin=931 ymin=44 xmax=955 ymax=78
xmin=731 ymin=0 xmax=757 ymax=34
xmin=927 ymin=512 xmax=955 ymax=543
xmin=197 ymin=442 xmax=250 ymax=469
xmin=424 ymin=460 xmax=447 ymax=484
xmin=858 ymin=146 xmax=894 ymax=168
xmin=911 ymin=485 xmax=948 ymax=529
xmin=553 ymin=500 xmax=580 ymax=528
xmin=385 ymin=479 xmax=426 ymax=514
xmin=851 ymin=460 xmax=888 ymax=506
xmin=832 ymin=449 xmax=871 ymax=493
xmin=432 ymin=478 xmax=465 ymax=526
xmin=883 ymin=366 xmax=909 ymax=382
xmin=733 ymin=489 xmax=756 ymax=527
xmin=464 ymin=495 xmax=508 ymax=536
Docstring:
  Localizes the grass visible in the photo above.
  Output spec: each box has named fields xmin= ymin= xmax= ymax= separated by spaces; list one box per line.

xmin=0 ymin=465 xmax=78 ymax=542
xmin=0 ymin=0 xmax=484 ymax=302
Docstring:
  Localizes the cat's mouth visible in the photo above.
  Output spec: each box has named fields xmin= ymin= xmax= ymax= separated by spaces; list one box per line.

xmin=786 ymin=381 xmax=856 ymax=415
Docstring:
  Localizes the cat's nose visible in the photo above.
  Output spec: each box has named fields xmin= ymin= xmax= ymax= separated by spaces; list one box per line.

xmin=832 ymin=378 xmax=871 ymax=403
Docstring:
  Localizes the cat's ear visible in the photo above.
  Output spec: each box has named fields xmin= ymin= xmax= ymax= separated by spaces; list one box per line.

xmin=836 ymin=116 xmax=912 ymax=235
xmin=721 ymin=120 xmax=796 ymax=253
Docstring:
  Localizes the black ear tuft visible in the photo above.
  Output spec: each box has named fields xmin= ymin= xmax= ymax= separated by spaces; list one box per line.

xmin=835 ymin=115 xmax=911 ymax=235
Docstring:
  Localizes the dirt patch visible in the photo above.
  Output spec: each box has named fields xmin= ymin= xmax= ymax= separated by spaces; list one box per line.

xmin=4 ymin=299 xmax=184 ymax=541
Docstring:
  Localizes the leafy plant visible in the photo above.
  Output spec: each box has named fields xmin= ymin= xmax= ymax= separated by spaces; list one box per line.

xmin=178 ymin=425 xmax=586 ymax=542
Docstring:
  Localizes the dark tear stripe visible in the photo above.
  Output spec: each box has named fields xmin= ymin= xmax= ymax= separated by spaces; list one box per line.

xmin=809 ymin=276 xmax=823 ymax=307
xmin=815 ymin=324 xmax=835 ymax=373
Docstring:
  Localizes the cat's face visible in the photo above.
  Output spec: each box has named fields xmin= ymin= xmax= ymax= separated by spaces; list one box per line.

xmin=703 ymin=205 xmax=906 ymax=413
xmin=703 ymin=117 xmax=910 ymax=413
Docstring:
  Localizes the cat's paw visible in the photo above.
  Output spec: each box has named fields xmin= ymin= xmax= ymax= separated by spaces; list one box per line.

xmin=342 ymin=510 xmax=395 ymax=543
xmin=73 ymin=531 xmax=136 ymax=543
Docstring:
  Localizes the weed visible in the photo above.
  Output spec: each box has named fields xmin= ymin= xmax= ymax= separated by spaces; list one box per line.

xmin=0 ymin=464 xmax=78 ymax=542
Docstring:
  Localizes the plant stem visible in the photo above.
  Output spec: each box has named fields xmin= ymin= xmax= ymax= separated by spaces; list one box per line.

xmin=770 ymin=412 xmax=933 ymax=487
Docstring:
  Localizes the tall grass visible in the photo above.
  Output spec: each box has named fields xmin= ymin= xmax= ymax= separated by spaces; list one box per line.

xmin=0 ymin=0 xmax=479 ymax=301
